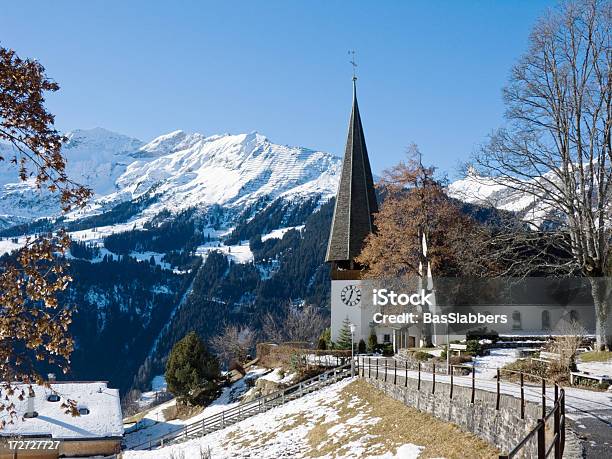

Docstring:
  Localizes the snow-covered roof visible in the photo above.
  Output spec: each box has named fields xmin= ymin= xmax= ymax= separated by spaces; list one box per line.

xmin=0 ymin=381 xmax=123 ymax=439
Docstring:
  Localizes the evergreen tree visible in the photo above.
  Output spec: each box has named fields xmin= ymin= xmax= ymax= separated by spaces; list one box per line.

xmin=335 ymin=317 xmax=353 ymax=350
xmin=367 ymin=331 xmax=378 ymax=353
xmin=358 ymin=339 xmax=366 ymax=354
xmin=165 ymin=332 xmax=221 ymax=405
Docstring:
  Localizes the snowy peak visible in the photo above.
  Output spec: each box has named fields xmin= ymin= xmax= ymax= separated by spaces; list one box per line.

xmin=448 ymin=171 xmax=556 ymax=227
xmin=134 ymin=130 xmax=205 ymax=158
xmin=113 ymin=131 xmax=340 ymax=214
xmin=64 ymin=128 xmax=143 ymax=156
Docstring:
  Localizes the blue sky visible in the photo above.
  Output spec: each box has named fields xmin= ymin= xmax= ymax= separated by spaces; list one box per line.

xmin=2 ymin=1 xmax=556 ymax=177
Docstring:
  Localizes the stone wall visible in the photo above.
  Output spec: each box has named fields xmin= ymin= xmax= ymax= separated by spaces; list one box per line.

xmin=363 ymin=373 xmax=542 ymax=457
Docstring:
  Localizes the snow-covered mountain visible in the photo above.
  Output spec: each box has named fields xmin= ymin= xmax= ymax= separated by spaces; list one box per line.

xmin=0 ymin=128 xmax=341 ymax=228
xmin=448 ymin=169 xmax=556 ymax=227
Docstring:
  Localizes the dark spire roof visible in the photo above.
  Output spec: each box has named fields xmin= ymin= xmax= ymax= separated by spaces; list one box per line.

xmin=325 ymin=81 xmax=378 ymax=264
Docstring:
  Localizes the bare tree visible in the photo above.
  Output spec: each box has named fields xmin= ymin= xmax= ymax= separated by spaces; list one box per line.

xmin=209 ymin=324 xmax=256 ymax=368
xmin=284 ymin=304 xmax=328 ymax=344
xmin=551 ymin=319 xmax=588 ymax=375
xmin=472 ymin=0 xmax=612 ymax=349
xmin=261 ymin=304 xmax=328 ymax=345
xmin=261 ymin=311 xmax=285 ymax=343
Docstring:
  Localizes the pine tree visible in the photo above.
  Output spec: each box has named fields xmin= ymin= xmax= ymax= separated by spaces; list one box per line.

xmin=367 ymin=331 xmax=378 ymax=353
xmin=165 ymin=332 xmax=221 ymax=405
xmin=335 ymin=317 xmax=353 ymax=350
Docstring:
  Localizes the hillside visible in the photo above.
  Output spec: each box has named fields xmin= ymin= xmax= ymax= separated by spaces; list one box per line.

xmin=124 ymin=378 xmax=499 ymax=459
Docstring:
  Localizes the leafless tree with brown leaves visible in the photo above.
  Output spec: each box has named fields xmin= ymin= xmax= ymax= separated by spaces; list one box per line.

xmin=0 ymin=46 xmax=91 ymax=426
xmin=470 ymin=0 xmax=612 ymax=349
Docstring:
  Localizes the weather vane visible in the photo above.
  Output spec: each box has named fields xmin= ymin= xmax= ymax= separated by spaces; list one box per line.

xmin=348 ymin=50 xmax=357 ymax=81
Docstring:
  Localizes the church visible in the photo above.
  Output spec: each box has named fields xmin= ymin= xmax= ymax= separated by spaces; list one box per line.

xmin=324 ymin=80 xmax=597 ymax=351
xmin=325 ymin=78 xmax=426 ymax=351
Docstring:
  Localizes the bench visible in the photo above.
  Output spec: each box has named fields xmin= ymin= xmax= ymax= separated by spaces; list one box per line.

xmin=449 ymin=343 xmax=467 ymax=356
xmin=531 ymin=351 xmax=561 ymax=364
xmin=570 ymin=371 xmax=612 ymax=385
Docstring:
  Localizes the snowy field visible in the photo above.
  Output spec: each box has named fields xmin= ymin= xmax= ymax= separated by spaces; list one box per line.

xmin=195 ymin=241 xmax=253 ymax=264
xmin=261 ymin=225 xmax=304 ymax=241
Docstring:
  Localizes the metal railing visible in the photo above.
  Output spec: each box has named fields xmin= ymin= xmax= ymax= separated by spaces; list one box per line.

xmin=359 ymin=356 xmax=565 ymax=459
xmin=129 ymin=361 xmax=354 ymax=451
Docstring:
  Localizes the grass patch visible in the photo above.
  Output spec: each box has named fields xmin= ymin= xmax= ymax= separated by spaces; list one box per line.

xmin=304 ymin=380 xmax=498 ymax=458
xmin=579 ymin=351 xmax=612 ymax=362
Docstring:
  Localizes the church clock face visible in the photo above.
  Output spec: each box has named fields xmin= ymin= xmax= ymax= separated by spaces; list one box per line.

xmin=340 ymin=285 xmax=361 ymax=306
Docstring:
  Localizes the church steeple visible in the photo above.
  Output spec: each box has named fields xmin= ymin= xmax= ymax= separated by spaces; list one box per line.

xmin=325 ymin=81 xmax=378 ymax=270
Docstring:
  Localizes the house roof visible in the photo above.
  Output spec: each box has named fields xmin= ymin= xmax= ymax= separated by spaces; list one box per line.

xmin=325 ymin=81 xmax=378 ymax=263
xmin=0 ymin=381 xmax=123 ymax=439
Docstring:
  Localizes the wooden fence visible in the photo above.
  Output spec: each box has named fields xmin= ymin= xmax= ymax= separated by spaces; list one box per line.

xmin=130 ymin=362 xmax=354 ymax=451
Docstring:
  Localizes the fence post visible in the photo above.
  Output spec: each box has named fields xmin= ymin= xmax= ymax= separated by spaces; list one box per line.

xmin=471 ymin=366 xmax=475 ymax=404
xmin=541 ymin=379 xmax=546 ymax=419
xmin=560 ymin=389 xmax=565 ymax=456
xmin=554 ymin=385 xmax=560 ymax=459
xmin=450 ymin=365 xmax=454 ymax=399
xmin=520 ymin=372 xmax=525 ymax=419
xmin=368 ymin=357 xmax=371 ymax=378
xmin=376 ymin=359 xmax=379 ymax=379
xmin=432 ymin=362 xmax=436 ymax=394
xmin=394 ymin=360 xmax=397 ymax=385
xmin=537 ymin=419 xmax=545 ymax=459
xmin=418 ymin=361 xmax=421 ymax=391
xmin=496 ymin=368 xmax=500 ymax=410
xmin=405 ymin=360 xmax=408 ymax=387
xmin=385 ymin=360 xmax=388 ymax=382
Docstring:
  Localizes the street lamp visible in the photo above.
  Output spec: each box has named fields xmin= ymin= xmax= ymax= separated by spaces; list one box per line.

xmin=350 ymin=323 xmax=356 ymax=376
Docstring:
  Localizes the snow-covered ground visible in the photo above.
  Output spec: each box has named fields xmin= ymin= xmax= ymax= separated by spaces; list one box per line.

xmin=124 ymin=368 xmax=267 ymax=449
xmin=0 ymin=381 xmax=123 ymax=439
xmin=195 ymin=241 xmax=253 ymax=264
xmin=261 ymin=225 xmax=304 ymax=242
xmin=124 ymin=378 xmax=427 ymax=459
xmin=471 ymin=348 xmax=523 ymax=379
xmin=576 ymin=357 xmax=612 ymax=379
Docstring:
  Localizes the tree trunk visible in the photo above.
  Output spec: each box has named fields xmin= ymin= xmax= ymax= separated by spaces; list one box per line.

xmin=589 ymin=277 xmax=611 ymax=351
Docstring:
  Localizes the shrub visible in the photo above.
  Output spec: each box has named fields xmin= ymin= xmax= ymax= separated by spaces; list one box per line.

xmin=412 ymin=351 xmax=433 ymax=361
xmin=317 ymin=337 xmax=327 ymax=350
xmin=367 ymin=332 xmax=378 ymax=353
xmin=465 ymin=340 xmax=483 ymax=356
xmin=382 ymin=344 xmax=394 ymax=357
xmin=450 ymin=355 xmax=473 ymax=365
xmin=358 ymin=339 xmax=366 ymax=354
xmin=502 ymin=358 xmax=549 ymax=383
xmin=165 ymin=332 xmax=221 ymax=405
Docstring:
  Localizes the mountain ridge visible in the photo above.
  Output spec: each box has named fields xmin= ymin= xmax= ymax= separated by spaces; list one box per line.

xmin=0 ymin=127 xmax=342 ymax=230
